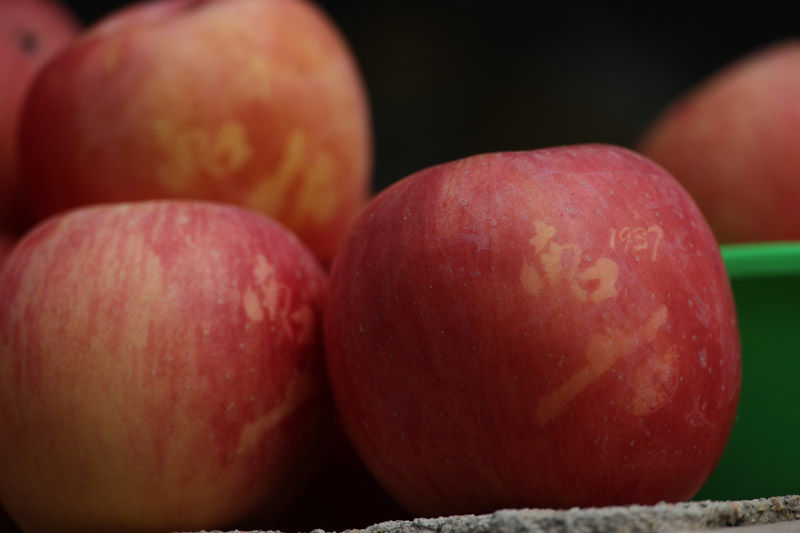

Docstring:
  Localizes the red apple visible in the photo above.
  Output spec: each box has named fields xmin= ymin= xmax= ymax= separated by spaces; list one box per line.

xmin=0 ymin=0 xmax=79 ymax=232
xmin=0 ymin=233 xmax=14 ymax=265
xmin=638 ymin=40 xmax=800 ymax=243
xmin=270 ymin=413 xmax=412 ymax=532
xmin=324 ymin=144 xmax=741 ymax=517
xmin=0 ymin=200 xmax=329 ymax=532
xmin=18 ymin=0 xmax=371 ymax=265
xmin=0 ymin=505 xmax=19 ymax=533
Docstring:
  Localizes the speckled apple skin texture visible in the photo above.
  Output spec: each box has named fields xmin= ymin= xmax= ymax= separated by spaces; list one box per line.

xmin=324 ymin=144 xmax=741 ymax=517
xmin=639 ymin=40 xmax=800 ymax=243
xmin=18 ymin=0 xmax=371 ymax=264
xmin=0 ymin=201 xmax=329 ymax=532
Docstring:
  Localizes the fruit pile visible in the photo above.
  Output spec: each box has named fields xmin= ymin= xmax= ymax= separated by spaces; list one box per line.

xmin=3 ymin=0 xmax=796 ymax=532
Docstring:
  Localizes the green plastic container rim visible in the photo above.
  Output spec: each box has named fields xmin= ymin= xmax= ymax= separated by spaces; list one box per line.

xmin=721 ymin=241 xmax=800 ymax=279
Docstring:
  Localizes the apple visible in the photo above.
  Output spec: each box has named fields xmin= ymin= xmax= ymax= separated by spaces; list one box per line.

xmin=18 ymin=0 xmax=371 ymax=265
xmin=0 ymin=505 xmax=19 ymax=533
xmin=0 ymin=200 xmax=330 ymax=532
xmin=0 ymin=233 xmax=14 ymax=265
xmin=324 ymin=144 xmax=741 ymax=517
xmin=270 ymin=413 xmax=412 ymax=532
xmin=0 ymin=0 xmax=79 ymax=232
xmin=638 ymin=40 xmax=800 ymax=243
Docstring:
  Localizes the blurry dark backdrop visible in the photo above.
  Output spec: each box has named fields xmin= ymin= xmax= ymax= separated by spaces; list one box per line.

xmin=62 ymin=1 xmax=798 ymax=193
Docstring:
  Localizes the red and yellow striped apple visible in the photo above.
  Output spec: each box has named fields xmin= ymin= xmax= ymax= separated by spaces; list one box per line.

xmin=324 ymin=144 xmax=741 ymax=516
xmin=0 ymin=200 xmax=329 ymax=532
xmin=18 ymin=0 xmax=371 ymax=264
xmin=639 ymin=40 xmax=800 ymax=243
xmin=0 ymin=0 xmax=79 ymax=232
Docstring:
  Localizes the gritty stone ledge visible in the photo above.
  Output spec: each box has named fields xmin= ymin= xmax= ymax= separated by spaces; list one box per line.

xmin=200 ymin=495 xmax=800 ymax=533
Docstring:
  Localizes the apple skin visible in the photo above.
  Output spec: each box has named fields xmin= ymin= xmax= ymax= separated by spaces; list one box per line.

xmin=324 ymin=144 xmax=741 ymax=517
xmin=0 ymin=0 xmax=79 ymax=232
xmin=18 ymin=0 xmax=371 ymax=265
xmin=270 ymin=413 xmax=412 ymax=532
xmin=0 ymin=233 xmax=15 ymax=265
xmin=0 ymin=200 xmax=330 ymax=532
xmin=0 ymin=505 xmax=19 ymax=533
xmin=638 ymin=40 xmax=800 ymax=243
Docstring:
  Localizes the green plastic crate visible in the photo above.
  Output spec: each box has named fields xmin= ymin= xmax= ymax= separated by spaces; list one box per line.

xmin=696 ymin=242 xmax=800 ymax=500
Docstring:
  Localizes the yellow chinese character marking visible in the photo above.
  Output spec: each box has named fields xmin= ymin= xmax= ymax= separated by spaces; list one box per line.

xmin=520 ymin=221 xmax=619 ymax=304
xmin=535 ymin=305 xmax=669 ymax=425
xmin=152 ymin=118 xmax=252 ymax=191
xmin=520 ymin=220 xmax=675 ymax=425
xmin=245 ymin=129 xmax=339 ymax=225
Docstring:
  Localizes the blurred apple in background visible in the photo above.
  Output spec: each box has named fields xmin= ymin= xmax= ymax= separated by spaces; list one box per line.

xmin=324 ymin=144 xmax=741 ymax=517
xmin=639 ymin=40 xmax=800 ymax=243
xmin=18 ymin=0 xmax=372 ymax=265
xmin=0 ymin=0 xmax=79 ymax=233
xmin=0 ymin=200 xmax=330 ymax=532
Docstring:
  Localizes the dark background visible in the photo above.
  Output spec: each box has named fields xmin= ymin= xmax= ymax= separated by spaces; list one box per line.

xmin=62 ymin=1 xmax=798 ymax=193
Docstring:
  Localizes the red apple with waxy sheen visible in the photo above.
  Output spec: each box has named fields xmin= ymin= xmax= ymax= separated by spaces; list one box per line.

xmin=639 ymin=40 xmax=800 ymax=243
xmin=324 ymin=144 xmax=741 ymax=517
xmin=18 ymin=0 xmax=371 ymax=264
xmin=0 ymin=200 xmax=329 ymax=532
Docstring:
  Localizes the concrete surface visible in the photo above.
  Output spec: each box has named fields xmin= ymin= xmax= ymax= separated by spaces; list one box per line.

xmin=201 ymin=495 xmax=800 ymax=533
